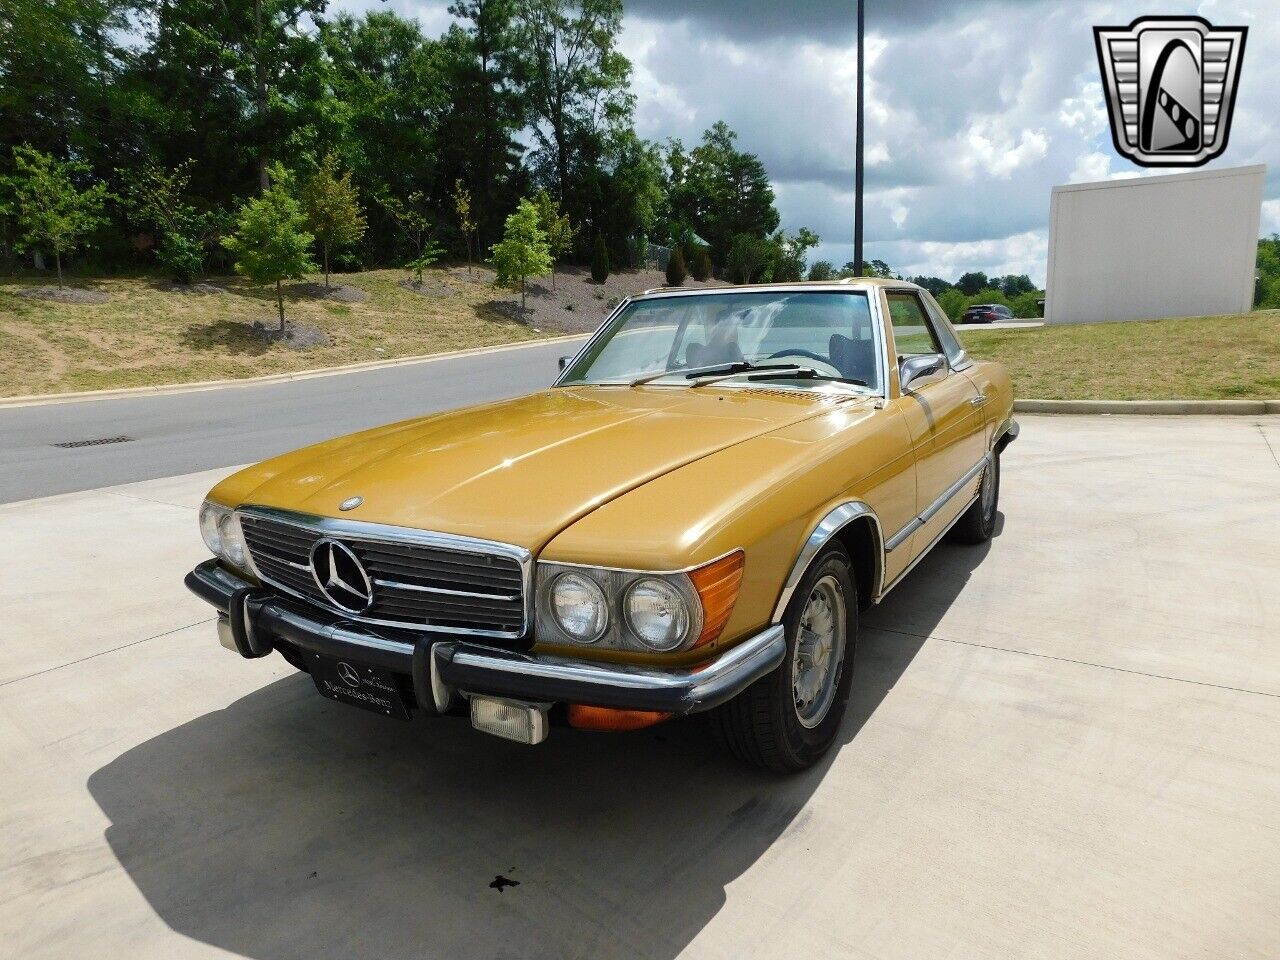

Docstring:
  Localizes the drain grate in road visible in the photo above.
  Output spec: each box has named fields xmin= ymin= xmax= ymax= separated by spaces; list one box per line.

xmin=51 ymin=436 xmax=135 ymax=449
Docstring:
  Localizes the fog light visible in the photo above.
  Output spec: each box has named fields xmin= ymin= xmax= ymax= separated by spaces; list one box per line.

xmin=470 ymin=696 xmax=550 ymax=745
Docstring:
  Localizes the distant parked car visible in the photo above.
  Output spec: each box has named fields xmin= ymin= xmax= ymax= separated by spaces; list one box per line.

xmin=961 ymin=304 xmax=1013 ymax=324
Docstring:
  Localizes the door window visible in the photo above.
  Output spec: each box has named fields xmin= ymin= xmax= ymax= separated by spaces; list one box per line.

xmin=885 ymin=291 xmax=944 ymax=358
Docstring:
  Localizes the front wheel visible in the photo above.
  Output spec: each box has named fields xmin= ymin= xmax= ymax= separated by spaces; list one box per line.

xmin=950 ymin=451 xmax=1000 ymax=544
xmin=711 ymin=544 xmax=856 ymax=772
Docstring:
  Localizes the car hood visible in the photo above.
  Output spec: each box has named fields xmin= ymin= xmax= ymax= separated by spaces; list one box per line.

xmin=212 ymin=386 xmax=868 ymax=551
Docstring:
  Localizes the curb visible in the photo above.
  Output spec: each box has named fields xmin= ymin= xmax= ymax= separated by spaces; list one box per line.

xmin=0 ymin=334 xmax=588 ymax=409
xmin=1015 ymin=398 xmax=1280 ymax=415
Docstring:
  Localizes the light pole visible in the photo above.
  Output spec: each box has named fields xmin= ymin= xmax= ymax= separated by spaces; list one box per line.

xmin=853 ymin=0 xmax=865 ymax=276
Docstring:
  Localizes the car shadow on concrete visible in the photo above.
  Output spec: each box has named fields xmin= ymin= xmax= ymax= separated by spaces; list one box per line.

xmin=86 ymin=531 xmax=995 ymax=960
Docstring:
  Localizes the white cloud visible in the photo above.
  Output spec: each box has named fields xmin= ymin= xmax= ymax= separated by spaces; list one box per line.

xmin=956 ymin=120 xmax=1050 ymax=179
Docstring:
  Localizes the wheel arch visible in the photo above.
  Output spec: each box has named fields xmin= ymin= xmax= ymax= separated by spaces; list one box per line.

xmin=771 ymin=501 xmax=885 ymax=623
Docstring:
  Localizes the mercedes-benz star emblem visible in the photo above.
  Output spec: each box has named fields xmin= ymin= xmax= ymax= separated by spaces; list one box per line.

xmin=309 ymin=539 xmax=374 ymax=614
xmin=336 ymin=661 xmax=361 ymax=687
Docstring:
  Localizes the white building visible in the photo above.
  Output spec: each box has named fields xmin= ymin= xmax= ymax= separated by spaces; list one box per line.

xmin=1044 ymin=164 xmax=1265 ymax=324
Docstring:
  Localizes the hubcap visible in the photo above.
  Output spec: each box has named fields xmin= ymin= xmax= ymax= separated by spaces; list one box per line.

xmin=791 ymin=574 xmax=847 ymax=729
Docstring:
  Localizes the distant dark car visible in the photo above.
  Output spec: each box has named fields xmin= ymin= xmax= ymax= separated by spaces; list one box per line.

xmin=961 ymin=304 xmax=1013 ymax=324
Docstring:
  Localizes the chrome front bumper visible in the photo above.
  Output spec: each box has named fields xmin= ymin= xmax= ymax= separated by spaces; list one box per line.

xmin=185 ymin=559 xmax=786 ymax=717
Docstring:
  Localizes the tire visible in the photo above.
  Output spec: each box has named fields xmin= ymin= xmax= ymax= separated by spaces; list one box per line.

xmin=711 ymin=544 xmax=857 ymax=772
xmin=950 ymin=450 xmax=1000 ymax=544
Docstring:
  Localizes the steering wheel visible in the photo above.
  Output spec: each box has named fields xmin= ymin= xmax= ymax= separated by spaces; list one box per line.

xmin=766 ymin=349 xmax=843 ymax=378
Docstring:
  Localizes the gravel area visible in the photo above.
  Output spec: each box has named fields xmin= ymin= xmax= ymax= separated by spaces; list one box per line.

xmin=157 ymin=282 xmax=228 ymax=295
xmin=17 ymin=286 xmax=110 ymax=304
xmin=248 ymin=321 xmax=330 ymax=350
xmin=399 ymin=279 xmax=456 ymax=298
xmin=465 ymin=265 xmax=725 ymax=333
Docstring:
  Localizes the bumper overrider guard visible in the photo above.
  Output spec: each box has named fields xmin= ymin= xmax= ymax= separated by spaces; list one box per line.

xmin=185 ymin=559 xmax=786 ymax=720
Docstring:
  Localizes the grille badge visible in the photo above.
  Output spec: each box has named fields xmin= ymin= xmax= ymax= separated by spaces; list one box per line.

xmin=309 ymin=539 xmax=374 ymax=613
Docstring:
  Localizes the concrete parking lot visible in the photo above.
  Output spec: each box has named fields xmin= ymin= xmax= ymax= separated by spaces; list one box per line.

xmin=2 ymin=414 xmax=1278 ymax=959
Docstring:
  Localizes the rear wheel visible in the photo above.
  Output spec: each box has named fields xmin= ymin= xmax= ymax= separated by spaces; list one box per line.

xmin=711 ymin=544 xmax=856 ymax=772
xmin=951 ymin=451 xmax=1000 ymax=544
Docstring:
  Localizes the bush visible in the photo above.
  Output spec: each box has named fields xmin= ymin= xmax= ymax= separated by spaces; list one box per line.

xmin=590 ymin=236 xmax=610 ymax=283
xmin=690 ymin=247 xmax=711 ymax=281
xmin=807 ymin=260 xmax=834 ymax=281
xmin=665 ymin=245 xmax=687 ymax=286
xmin=936 ymin=288 xmax=968 ymax=321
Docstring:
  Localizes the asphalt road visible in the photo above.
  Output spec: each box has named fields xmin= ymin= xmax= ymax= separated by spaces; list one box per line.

xmin=3 ymin=415 xmax=1278 ymax=958
xmin=0 ymin=337 xmax=585 ymax=503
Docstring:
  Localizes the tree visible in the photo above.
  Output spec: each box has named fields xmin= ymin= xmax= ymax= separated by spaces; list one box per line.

xmin=301 ymin=154 xmax=367 ymax=289
xmin=590 ymin=235 xmax=610 ymax=283
xmin=936 ymin=288 xmax=967 ymax=320
xmin=452 ymin=180 xmax=477 ymax=273
xmin=691 ymin=246 xmax=712 ymax=281
xmin=222 ymin=164 xmax=315 ymax=330
xmin=956 ymin=271 xmax=989 ymax=296
xmin=995 ymin=273 xmax=1035 ymax=297
xmin=5 ymin=145 xmax=108 ymax=288
xmin=514 ymin=0 xmax=633 ymax=205
xmin=658 ymin=123 xmax=779 ymax=264
xmin=491 ymin=197 xmax=552 ymax=309
xmin=665 ymin=245 xmax=686 ymax=286
xmin=770 ymin=227 xmax=820 ymax=283
xmin=910 ymin=275 xmax=952 ymax=297
xmin=808 ymin=260 xmax=834 ymax=281
xmin=532 ymin=189 xmax=577 ymax=290
xmin=725 ymin=233 xmax=770 ymax=284
xmin=380 ymin=190 xmax=444 ymax=284
xmin=120 ymin=160 xmax=203 ymax=284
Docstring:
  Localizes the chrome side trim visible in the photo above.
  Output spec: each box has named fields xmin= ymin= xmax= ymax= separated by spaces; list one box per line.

xmin=771 ymin=501 xmax=885 ymax=623
xmin=877 ymin=493 xmax=979 ymax=601
xmin=236 ymin=505 xmax=534 ymax=640
xmin=884 ymin=454 xmax=990 ymax=553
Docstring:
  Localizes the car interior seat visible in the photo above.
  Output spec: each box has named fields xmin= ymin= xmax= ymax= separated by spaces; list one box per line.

xmin=829 ymin=333 xmax=877 ymax=385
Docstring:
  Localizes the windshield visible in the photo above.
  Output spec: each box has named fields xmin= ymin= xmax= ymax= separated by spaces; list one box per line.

xmin=559 ymin=291 xmax=880 ymax=392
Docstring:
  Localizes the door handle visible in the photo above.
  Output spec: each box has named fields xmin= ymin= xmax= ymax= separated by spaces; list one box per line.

xmin=969 ymin=395 xmax=989 ymax=407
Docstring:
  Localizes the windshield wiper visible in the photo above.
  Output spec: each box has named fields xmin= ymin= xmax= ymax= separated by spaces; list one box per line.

xmin=629 ymin=361 xmax=799 ymax=386
xmin=745 ymin=367 xmax=869 ymax=387
xmin=686 ymin=362 xmax=812 ymax=387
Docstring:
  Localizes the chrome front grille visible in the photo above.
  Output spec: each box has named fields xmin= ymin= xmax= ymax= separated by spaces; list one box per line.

xmin=238 ymin=509 xmax=529 ymax=638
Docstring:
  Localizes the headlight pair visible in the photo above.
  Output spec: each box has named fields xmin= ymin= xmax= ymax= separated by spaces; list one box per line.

xmin=199 ymin=500 xmax=249 ymax=571
xmin=537 ymin=551 xmax=744 ymax=654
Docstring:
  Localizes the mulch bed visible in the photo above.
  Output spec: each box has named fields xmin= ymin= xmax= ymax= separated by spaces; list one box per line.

xmin=249 ymin=321 xmax=329 ymax=350
xmin=291 ymin=282 xmax=368 ymax=303
xmin=17 ymin=286 xmax=110 ymax=304
xmin=399 ymin=279 xmax=456 ymax=298
xmin=160 ymin=282 xmax=228 ymax=295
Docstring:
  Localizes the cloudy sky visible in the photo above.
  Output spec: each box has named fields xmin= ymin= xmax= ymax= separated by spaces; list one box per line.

xmin=337 ymin=0 xmax=1278 ymax=284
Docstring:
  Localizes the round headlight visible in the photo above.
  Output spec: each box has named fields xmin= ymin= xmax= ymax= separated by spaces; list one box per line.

xmin=624 ymin=578 xmax=690 ymax=651
xmin=199 ymin=501 xmax=225 ymax=556
xmin=217 ymin=512 xmax=247 ymax=568
xmin=551 ymin=572 xmax=608 ymax=642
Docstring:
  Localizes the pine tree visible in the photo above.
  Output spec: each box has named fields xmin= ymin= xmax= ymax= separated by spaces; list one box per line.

xmin=301 ymin=154 xmax=367 ymax=289
xmin=691 ymin=246 xmax=712 ymax=281
xmin=665 ymin=245 xmax=686 ymax=286
xmin=222 ymin=164 xmax=316 ymax=330
xmin=591 ymin=235 xmax=610 ymax=283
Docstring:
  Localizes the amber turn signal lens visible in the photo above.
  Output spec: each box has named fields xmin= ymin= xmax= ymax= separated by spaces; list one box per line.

xmin=567 ymin=705 xmax=671 ymax=731
xmin=689 ymin=550 xmax=745 ymax=648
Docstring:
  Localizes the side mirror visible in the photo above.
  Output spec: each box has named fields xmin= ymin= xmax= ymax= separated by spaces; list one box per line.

xmin=558 ymin=356 xmax=571 ymax=372
xmin=899 ymin=353 xmax=948 ymax=393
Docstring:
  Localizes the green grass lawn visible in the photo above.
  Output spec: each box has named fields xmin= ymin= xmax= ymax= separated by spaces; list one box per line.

xmin=960 ymin=312 xmax=1280 ymax=400
xmin=0 ymin=269 xmax=547 ymax=397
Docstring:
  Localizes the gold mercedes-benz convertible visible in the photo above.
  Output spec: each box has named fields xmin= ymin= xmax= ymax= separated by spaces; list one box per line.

xmin=186 ymin=279 xmax=1016 ymax=771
